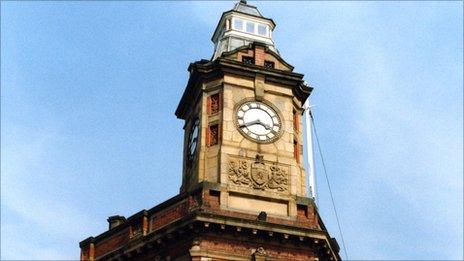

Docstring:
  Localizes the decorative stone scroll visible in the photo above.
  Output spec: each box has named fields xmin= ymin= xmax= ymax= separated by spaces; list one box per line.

xmin=268 ymin=165 xmax=287 ymax=192
xmin=228 ymin=155 xmax=288 ymax=192
xmin=228 ymin=160 xmax=250 ymax=185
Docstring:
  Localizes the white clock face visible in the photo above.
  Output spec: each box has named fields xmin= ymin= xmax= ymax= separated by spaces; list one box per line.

xmin=236 ymin=101 xmax=281 ymax=143
xmin=188 ymin=118 xmax=199 ymax=160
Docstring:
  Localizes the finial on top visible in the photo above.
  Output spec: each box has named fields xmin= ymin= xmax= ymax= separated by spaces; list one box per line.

xmin=240 ymin=0 xmax=247 ymax=4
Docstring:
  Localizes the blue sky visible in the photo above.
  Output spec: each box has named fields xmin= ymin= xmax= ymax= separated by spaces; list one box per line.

xmin=1 ymin=1 xmax=462 ymax=260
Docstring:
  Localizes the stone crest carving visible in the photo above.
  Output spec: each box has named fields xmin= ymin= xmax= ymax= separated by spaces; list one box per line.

xmin=268 ymin=165 xmax=288 ymax=192
xmin=228 ymin=155 xmax=288 ymax=192
xmin=228 ymin=160 xmax=251 ymax=185
xmin=251 ymin=155 xmax=269 ymax=190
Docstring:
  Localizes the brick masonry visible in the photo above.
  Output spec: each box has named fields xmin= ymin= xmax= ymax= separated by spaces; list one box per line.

xmin=80 ymin=185 xmax=339 ymax=260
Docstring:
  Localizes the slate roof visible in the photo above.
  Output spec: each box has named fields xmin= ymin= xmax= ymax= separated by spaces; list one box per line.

xmin=233 ymin=1 xmax=263 ymax=17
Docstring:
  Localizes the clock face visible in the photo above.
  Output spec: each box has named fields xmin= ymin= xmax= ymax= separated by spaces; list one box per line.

xmin=236 ymin=101 xmax=282 ymax=143
xmin=188 ymin=118 xmax=199 ymax=161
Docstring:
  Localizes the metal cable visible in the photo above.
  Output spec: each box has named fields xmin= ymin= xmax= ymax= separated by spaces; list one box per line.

xmin=310 ymin=111 xmax=349 ymax=260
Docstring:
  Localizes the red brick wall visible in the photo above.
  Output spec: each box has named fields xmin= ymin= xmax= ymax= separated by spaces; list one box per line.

xmin=254 ymin=46 xmax=266 ymax=66
xmin=200 ymin=233 xmax=317 ymax=261
xmin=297 ymin=204 xmax=308 ymax=219
xmin=80 ymin=247 xmax=90 ymax=260
xmin=293 ymin=110 xmax=299 ymax=133
xmin=82 ymin=188 xmax=323 ymax=260
xmin=94 ymin=229 xmax=129 ymax=258
xmin=203 ymin=189 xmax=220 ymax=208
xmin=223 ymin=44 xmax=293 ymax=71
xmin=296 ymin=204 xmax=319 ymax=228
xmin=234 ymin=49 xmax=254 ymax=63
xmin=151 ymin=201 xmax=188 ymax=231
xmin=130 ymin=235 xmax=193 ymax=261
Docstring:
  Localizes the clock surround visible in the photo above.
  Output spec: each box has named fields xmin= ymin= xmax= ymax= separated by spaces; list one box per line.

xmin=187 ymin=118 xmax=199 ymax=164
xmin=234 ymin=98 xmax=283 ymax=144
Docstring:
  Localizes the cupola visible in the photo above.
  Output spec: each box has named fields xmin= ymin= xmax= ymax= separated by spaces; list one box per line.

xmin=211 ymin=0 xmax=277 ymax=60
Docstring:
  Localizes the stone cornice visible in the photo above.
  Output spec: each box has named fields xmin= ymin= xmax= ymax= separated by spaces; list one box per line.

xmin=221 ymin=42 xmax=295 ymax=71
xmin=175 ymin=58 xmax=311 ymax=120
xmin=92 ymin=208 xmax=341 ymax=261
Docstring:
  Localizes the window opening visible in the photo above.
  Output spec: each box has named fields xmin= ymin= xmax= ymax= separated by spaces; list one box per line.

xmin=234 ymin=18 xmax=243 ymax=31
xmin=209 ymin=93 xmax=221 ymax=115
xmin=208 ymin=124 xmax=220 ymax=146
xmin=246 ymin=21 xmax=255 ymax=33
xmin=294 ymin=139 xmax=300 ymax=163
xmin=264 ymin=61 xmax=275 ymax=69
xmin=293 ymin=109 xmax=299 ymax=132
xmin=257 ymin=24 xmax=267 ymax=36
xmin=242 ymin=56 xmax=254 ymax=65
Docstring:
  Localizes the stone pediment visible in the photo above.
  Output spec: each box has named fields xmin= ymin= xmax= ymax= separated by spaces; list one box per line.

xmin=221 ymin=42 xmax=295 ymax=72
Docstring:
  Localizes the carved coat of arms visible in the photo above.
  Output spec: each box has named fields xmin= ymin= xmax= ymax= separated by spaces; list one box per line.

xmin=228 ymin=155 xmax=288 ymax=192
xmin=251 ymin=161 xmax=269 ymax=189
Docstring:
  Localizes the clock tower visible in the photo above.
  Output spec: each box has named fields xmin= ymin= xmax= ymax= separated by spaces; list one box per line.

xmin=176 ymin=0 xmax=311 ymax=218
xmin=80 ymin=1 xmax=341 ymax=260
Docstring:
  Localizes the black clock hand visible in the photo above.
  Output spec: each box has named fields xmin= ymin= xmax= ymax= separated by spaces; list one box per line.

xmin=255 ymin=119 xmax=272 ymax=130
xmin=240 ymin=119 xmax=271 ymax=130
xmin=239 ymin=119 xmax=260 ymax=128
xmin=259 ymin=120 xmax=271 ymax=130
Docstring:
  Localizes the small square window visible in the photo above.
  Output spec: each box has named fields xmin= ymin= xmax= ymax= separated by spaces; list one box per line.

xmin=208 ymin=124 xmax=219 ymax=146
xmin=264 ymin=61 xmax=275 ymax=69
xmin=257 ymin=24 xmax=267 ymax=36
xmin=293 ymin=110 xmax=299 ymax=132
xmin=294 ymin=140 xmax=300 ymax=163
xmin=242 ymin=56 xmax=254 ymax=65
xmin=234 ymin=19 xmax=243 ymax=30
xmin=246 ymin=21 xmax=254 ymax=33
xmin=208 ymin=93 xmax=221 ymax=115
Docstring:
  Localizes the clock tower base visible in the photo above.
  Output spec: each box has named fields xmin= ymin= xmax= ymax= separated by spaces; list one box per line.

xmin=79 ymin=183 xmax=340 ymax=260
